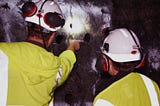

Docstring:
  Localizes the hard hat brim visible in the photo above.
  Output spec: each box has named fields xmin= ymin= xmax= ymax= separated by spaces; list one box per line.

xmin=103 ymin=51 xmax=141 ymax=62
xmin=25 ymin=16 xmax=61 ymax=32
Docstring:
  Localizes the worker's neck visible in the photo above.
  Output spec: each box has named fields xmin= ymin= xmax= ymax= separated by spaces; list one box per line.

xmin=27 ymin=36 xmax=44 ymax=44
xmin=26 ymin=36 xmax=47 ymax=49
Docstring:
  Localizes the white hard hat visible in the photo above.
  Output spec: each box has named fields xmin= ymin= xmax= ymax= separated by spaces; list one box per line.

xmin=22 ymin=0 xmax=65 ymax=32
xmin=102 ymin=28 xmax=141 ymax=62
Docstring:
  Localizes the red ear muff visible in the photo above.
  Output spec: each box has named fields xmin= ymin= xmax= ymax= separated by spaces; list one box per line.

xmin=22 ymin=1 xmax=37 ymax=17
xmin=101 ymin=27 xmax=110 ymax=37
xmin=136 ymin=54 xmax=146 ymax=69
xmin=102 ymin=54 xmax=109 ymax=72
xmin=44 ymin=12 xmax=65 ymax=28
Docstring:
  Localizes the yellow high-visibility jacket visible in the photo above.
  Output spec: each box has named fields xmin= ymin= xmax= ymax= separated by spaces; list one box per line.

xmin=0 ymin=42 xmax=76 ymax=106
xmin=93 ymin=72 xmax=160 ymax=106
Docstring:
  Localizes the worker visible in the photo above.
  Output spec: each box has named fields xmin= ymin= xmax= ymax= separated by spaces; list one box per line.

xmin=93 ymin=28 xmax=160 ymax=106
xmin=0 ymin=0 xmax=82 ymax=106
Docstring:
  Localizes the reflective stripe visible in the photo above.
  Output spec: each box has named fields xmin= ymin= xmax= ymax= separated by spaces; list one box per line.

xmin=54 ymin=66 xmax=63 ymax=88
xmin=56 ymin=66 xmax=62 ymax=82
xmin=49 ymin=66 xmax=63 ymax=106
xmin=55 ymin=57 xmax=72 ymax=86
xmin=48 ymin=100 xmax=53 ymax=106
xmin=94 ymin=99 xmax=114 ymax=106
xmin=0 ymin=50 xmax=8 ymax=106
xmin=140 ymin=74 xmax=159 ymax=106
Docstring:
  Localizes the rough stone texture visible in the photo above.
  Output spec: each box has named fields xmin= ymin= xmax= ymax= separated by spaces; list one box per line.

xmin=111 ymin=0 xmax=160 ymax=87
xmin=0 ymin=0 xmax=159 ymax=106
xmin=54 ymin=0 xmax=160 ymax=106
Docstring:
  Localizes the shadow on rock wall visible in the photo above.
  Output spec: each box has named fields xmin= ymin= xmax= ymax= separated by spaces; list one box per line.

xmin=54 ymin=0 xmax=160 ymax=106
xmin=111 ymin=0 xmax=160 ymax=87
xmin=52 ymin=35 xmax=102 ymax=106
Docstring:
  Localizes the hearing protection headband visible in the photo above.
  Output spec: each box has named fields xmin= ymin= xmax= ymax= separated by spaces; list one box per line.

xmin=126 ymin=28 xmax=146 ymax=68
xmin=22 ymin=0 xmax=65 ymax=32
xmin=102 ymin=28 xmax=146 ymax=72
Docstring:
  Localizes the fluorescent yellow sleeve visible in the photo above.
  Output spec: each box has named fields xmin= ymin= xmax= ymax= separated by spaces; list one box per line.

xmin=57 ymin=50 xmax=76 ymax=86
xmin=0 ymin=42 xmax=76 ymax=106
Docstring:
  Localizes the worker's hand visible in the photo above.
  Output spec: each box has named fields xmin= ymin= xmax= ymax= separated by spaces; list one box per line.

xmin=67 ymin=40 xmax=83 ymax=51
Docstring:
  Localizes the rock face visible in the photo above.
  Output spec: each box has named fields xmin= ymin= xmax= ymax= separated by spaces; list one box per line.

xmin=54 ymin=0 xmax=160 ymax=106
xmin=0 ymin=0 xmax=159 ymax=106
xmin=111 ymin=0 xmax=160 ymax=88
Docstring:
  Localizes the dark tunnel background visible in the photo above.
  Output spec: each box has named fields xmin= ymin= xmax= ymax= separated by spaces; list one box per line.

xmin=0 ymin=0 xmax=160 ymax=106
